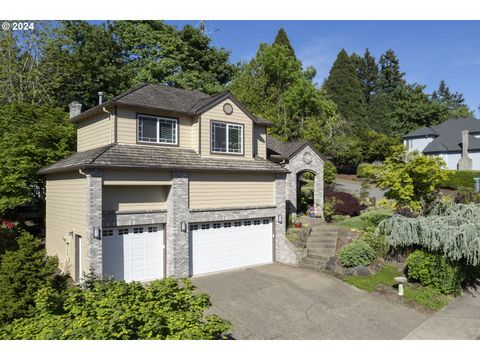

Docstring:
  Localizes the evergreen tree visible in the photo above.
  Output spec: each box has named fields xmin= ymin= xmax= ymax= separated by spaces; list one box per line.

xmin=324 ymin=49 xmax=367 ymax=130
xmin=273 ymin=28 xmax=295 ymax=57
xmin=350 ymin=48 xmax=378 ymax=103
xmin=377 ymin=49 xmax=405 ymax=93
xmin=431 ymin=80 xmax=473 ymax=119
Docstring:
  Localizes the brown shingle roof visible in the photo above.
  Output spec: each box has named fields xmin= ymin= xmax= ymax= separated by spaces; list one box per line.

xmin=38 ymin=144 xmax=289 ymax=175
xmin=266 ymin=137 xmax=326 ymax=161
xmin=70 ymin=84 xmax=273 ymax=127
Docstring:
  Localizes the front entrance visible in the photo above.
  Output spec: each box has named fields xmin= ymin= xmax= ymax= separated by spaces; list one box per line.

xmin=102 ymin=224 xmax=165 ymax=282
xmin=189 ymin=218 xmax=273 ymax=276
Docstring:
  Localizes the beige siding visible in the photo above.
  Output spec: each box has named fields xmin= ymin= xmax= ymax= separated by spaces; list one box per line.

xmin=189 ymin=172 xmax=275 ymax=209
xmin=77 ymin=112 xmax=113 ymax=151
xmin=116 ymin=106 xmax=195 ymax=149
xmin=191 ymin=117 xmax=199 ymax=153
xmin=46 ymin=172 xmax=87 ymax=281
xmin=103 ymin=185 xmax=169 ymax=211
xmin=254 ymin=126 xmax=267 ymax=158
xmin=199 ymin=100 xmax=254 ymax=159
xmin=103 ymin=170 xmax=171 ymax=183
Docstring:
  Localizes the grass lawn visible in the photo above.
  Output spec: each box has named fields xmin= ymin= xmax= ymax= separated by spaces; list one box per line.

xmin=334 ymin=215 xmax=368 ymax=230
xmin=344 ymin=265 xmax=451 ymax=310
xmin=333 ymin=208 xmax=394 ymax=230
xmin=345 ymin=264 xmax=399 ymax=292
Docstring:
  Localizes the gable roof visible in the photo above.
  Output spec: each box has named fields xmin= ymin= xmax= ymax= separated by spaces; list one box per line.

xmin=404 ymin=117 xmax=480 ymax=154
xmin=266 ymin=137 xmax=326 ymax=161
xmin=70 ymin=84 xmax=273 ymax=127
xmin=38 ymin=144 xmax=289 ymax=175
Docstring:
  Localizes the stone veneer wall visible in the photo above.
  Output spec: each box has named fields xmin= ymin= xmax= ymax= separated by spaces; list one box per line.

xmin=86 ymin=169 xmax=299 ymax=279
xmin=85 ymin=170 xmax=103 ymax=274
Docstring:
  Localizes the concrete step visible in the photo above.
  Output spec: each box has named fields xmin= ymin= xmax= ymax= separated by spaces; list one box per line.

xmin=307 ymin=241 xmax=337 ymax=247
xmin=307 ymin=235 xmax=338 ymax=241
xmin=298 ymin=262 xmax=325 ymax=271
xmin=310 ymin=230 xmax=338 ymax=236
xmin=307 ymin=251 xmax=336 ymax=259
xmin=307 ymin=246 xmax=337 ymax=253
xmin=302 ymin=255 xmax=329 ymax=265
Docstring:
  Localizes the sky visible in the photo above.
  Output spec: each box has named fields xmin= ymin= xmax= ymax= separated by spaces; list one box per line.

xmin=166 ymin=20 xmax=480 ymax=115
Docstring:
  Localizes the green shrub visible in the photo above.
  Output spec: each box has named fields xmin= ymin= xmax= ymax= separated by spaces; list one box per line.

xmin=360 ymin=210 xmax=392 ymax=228
xmin=0 ymin=231 xmax=66 ymax=324
xmin=338 ymin=240 xmax=376 ymax=267
xmin=454 ymin=186 xmax=480 ymax=204
xmin=0 ymin=275 xmax=230 ymax=340
xmin=406 ymin=250 xmax=463 ymax=295
xmin=357 ymin=163 xmax=383 ymax=179
xmin=358 ymin=228 xmax=389 ymax=258
xmin=324 ymin=161 xmax=337 ymax=184
xmin=440 ymin=170 xmax=480 ymax=190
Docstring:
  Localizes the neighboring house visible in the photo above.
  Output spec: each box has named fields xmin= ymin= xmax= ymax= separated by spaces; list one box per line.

xmin=39 ymin=84 xmax=324 ymax=282
xmin=403 ymin=117 xmax=480 ymax=170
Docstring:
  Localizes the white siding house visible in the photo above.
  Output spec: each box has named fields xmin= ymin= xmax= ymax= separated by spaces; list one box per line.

xmin=403 ymin=118 xmax=480 ymax=171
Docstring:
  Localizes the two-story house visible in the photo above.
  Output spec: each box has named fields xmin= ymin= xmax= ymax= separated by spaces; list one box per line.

xmin=39 ymin=84 xmax=325 ymax=282
xmin=403 ymin=117 xmax=480 ymax=170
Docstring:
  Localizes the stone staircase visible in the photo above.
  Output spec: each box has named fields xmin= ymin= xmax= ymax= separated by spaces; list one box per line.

xmin=299 ymin=222 xmax=339 ymax=272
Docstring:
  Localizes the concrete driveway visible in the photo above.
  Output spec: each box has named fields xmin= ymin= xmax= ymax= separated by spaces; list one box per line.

xmin=192 ymin=264 xmax=428 ymax=339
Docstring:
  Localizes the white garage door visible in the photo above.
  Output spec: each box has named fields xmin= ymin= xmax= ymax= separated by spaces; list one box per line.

xmin=102 ymin=224 xmax=164 ymax=282
xmin=189 ymin=218 xmax=273 ymax=276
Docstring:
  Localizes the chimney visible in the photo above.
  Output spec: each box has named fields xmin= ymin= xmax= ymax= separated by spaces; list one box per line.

xmin=69 ymin=101 xmax=82 ymax=119
xmin=98 ymin=91 xmax=104 ymax=105
xmin=462 ymin=129 xmax=469 ymax=158
xmin=458 ymin=129 xmax=473 ymax=170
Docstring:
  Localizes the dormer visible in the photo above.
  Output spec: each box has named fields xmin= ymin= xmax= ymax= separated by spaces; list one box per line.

xmin=71 ymin=84 xmax=272 ymax=160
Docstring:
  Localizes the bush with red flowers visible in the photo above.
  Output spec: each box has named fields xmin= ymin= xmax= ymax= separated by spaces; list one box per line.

xmin=324 ymin=187 xmax=361 ymax=217
xmin=1 ymin=220 xmax=19 ymax=256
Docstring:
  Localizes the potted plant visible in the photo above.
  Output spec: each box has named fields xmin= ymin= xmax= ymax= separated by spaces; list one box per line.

xmin=294 ymin=221 xmax=302 ymax=228
xmin=308 ymin=206 xmax=316 ymax=218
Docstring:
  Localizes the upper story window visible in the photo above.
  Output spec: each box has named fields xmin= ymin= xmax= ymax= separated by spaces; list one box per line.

xmin=138 ymin=115 xmax=178 ymax=145
xmin=211 ymin=121 xmax=243 ymax=154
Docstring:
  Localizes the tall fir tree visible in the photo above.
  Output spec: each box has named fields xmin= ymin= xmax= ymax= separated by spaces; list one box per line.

xmin=377 ymin=49 xmax=405 ymax=93
xmin=273 ymin=28 xmax=295 ymax=57
xmin=324 ymin=49 xmax=367 ymax=130
xmin=431 ymin=80 xmax=467 ymax=110
xmin=350 ymin=48 xmax=378 ymax=103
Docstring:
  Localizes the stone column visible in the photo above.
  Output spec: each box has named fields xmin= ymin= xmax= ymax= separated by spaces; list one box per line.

xmin=86 ymin=170 xmax=103 ymax=275
xmin=166 ymin=171 xmax=189 ymax=277
xmin=274 ymin=173 xmax=297 ymax=264
xmin=285 ymin=171 xmax=297 ymax=217
xmin=314 ymin=169 xmax=324 ymax=217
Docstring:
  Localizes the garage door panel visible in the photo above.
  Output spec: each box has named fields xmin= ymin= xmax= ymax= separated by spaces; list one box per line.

xmin=190 ymin=218 xmax=273 ymax=276
xmin=102 ymin=224 xmax=164 ymax=282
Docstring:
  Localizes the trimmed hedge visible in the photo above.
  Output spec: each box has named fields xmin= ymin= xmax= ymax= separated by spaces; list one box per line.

xmin=440 ymin=170 xmax=480 ymax=190
xmin=356 ymin=163 xmax=383 ymax=179
xmin=325 ymin=187 xmax=361 ymax=216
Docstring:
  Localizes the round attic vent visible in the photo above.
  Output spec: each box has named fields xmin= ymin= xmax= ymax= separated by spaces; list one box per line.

xmin=223 ymin=103 xmax=233 ymax=115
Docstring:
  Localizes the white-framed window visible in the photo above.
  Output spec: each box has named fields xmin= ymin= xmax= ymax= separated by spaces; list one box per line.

xmin=211 ymin=121 xmax=243 ymax=154
xmin=138 ymin=115 xmax=178 ymax=144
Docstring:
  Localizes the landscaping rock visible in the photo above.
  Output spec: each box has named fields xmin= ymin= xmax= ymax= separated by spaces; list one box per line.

xmin=344 ymin=265 xmax=371 ymax=277
xmin=325 ymin=256 xmax=337 ymax=272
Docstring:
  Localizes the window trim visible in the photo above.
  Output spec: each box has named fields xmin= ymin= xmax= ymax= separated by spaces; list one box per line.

xmin=136 ymin=113 xmax=179 ymax=146
xmin=210 ymin=120 xmax=244 ymax=155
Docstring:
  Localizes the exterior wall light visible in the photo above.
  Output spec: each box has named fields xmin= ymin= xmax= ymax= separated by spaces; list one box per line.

xmin=181 ymin=221 xmax=187 ymax=232
xmin=93 ymin=227 xmax=101 ymax=239
xmin=277 ymin=214 xmax=282 ymax=224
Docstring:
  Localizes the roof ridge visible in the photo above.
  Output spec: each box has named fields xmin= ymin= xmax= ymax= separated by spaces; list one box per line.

xmin=88 ymin=143 xmax=116 ymax=164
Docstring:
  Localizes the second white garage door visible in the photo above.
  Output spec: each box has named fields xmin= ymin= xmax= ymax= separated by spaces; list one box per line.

xmin=189 ymin=218 xmax=273 ymax=276
xmin=102 ymin=224 xmax=164 ymax=282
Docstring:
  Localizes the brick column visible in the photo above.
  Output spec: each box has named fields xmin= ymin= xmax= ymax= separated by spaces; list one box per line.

xmin=166 ymin=171 xmax=189 ymax=277
xmin=86 ymin=170 xmax=103 ymax=275
xmin=274 ymin=173 xmax=297 ymax=264
xmin=285 ymin=171 xmax=297 ymax=217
